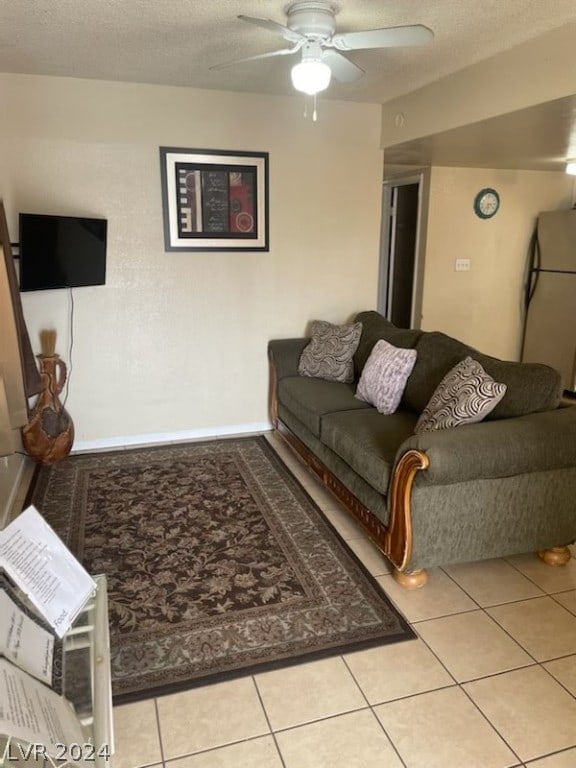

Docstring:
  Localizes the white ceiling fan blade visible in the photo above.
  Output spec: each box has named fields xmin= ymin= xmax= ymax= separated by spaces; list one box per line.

xmin=332 ymin=24 xmax=434 ymax=51
xmin=238 ymin=14 xmax=305 ymax=44
xmin=322 ymin=50 xmax=364 ymax=83
xmin=210 ymin=45 xmax=301 ymax=71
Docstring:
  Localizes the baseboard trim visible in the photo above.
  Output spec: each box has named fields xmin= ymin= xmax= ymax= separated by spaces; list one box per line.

xmin=72 ymin=422 xmax=273 ymax=454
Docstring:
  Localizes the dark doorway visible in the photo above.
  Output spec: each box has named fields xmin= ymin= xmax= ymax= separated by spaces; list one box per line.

xmin=388 ymin=183 xmax=419 ymax=327
xmin=378 ymin=170 xmax=429 ymax=330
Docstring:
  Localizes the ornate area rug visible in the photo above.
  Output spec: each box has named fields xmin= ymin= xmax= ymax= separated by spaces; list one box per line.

xmin=26 ymin=436 xmax=414 ymax=703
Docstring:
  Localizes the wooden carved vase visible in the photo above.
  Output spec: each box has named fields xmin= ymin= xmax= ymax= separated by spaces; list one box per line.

xmin=22 ymin=354 xmax=75 ymax=463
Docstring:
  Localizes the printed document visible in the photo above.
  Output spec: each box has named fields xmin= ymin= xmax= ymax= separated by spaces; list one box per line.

xmin=0 ymin=506 xmax=96 ymax=638
xmin=0 ymin=659 xmax=84 ymax=756
xmin=0 ymin=576 xmax=62 ymax=688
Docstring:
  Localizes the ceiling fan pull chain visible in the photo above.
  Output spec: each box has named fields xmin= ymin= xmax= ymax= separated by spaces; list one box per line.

xmin=312 ymin=93 xmax=318 ymax=122
xmin=303 ymin=97 xmax=308 ymax=119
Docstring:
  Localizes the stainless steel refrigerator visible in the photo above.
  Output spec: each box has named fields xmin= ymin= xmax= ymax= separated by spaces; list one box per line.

xmin=522 ymin=208 xmax=576 ymax=394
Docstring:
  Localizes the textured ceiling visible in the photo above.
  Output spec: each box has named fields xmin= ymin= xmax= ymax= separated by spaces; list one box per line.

xmin=2 ymin=0 xmax=576 ymax=103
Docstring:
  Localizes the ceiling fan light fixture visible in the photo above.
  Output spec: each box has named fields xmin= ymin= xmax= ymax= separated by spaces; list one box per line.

xmin=291 ymin=59 xmax=331 ymax=95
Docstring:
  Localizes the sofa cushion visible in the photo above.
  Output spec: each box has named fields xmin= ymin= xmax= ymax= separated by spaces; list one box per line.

xmin=353 ymin=311 xmax=422 ymax=379
xmin=298 ymin=320 xmax=362 ymax=383
xmin=356 ymin=340 xmax=417 ymax=414
xmin=404 ymin=331 xmax=561 ymax=419
xmin=278 ymin=376 xmax=372 ymax=437
xmin=415 ymin=357 xmax=507 ymax=433
xmin=321 ymin=409 xmax=419 ymax=495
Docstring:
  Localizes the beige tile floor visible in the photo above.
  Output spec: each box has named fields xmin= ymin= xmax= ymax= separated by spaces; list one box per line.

xmin=8 ymin=436 xmax=576 ymax=768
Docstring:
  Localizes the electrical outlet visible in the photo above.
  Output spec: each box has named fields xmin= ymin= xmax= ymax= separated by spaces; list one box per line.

xmin=455 ymin=258 xmax=471 ymax=272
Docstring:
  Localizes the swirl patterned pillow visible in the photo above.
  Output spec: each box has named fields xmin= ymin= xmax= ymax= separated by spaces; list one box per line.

xmin=415 ymin=356 xmax=507 ymax=434
xmin=298 ymin=320 xmax=362 ymax=383
xmin=356 ymin=339 xmax=417 ymax=414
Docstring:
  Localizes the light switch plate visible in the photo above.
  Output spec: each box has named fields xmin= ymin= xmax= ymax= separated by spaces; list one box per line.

xmin=455 ymin=258 xmax=471 ymax=271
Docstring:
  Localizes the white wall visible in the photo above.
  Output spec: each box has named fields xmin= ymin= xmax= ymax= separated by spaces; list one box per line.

xmin=421 ymin=167 xmax=573 ymax=360
xmin=0 ymin=74 xmax=383 ymax=449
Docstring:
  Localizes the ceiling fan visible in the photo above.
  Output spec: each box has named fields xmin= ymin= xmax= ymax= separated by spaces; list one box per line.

xmin=211 ymin=1 xmax=434 ymax=96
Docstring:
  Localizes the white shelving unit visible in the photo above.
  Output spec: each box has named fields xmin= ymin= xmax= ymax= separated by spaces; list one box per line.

xmin=0 ymin=575 xmax=114 ymax=767
xmin=63 ymin=575 xmax=114 ymax=765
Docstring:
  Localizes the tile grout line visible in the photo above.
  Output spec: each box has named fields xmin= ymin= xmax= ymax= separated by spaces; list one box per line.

xmin=549 ymin=589 xmax=576 ymax=611
xmin=451 ymin=673 xmax=525 ymax=765
xmin=153 ymin=698 xmax=166 ymax=766
xmin=438 ymin=564 xmax=576 ymax=700
xmin=503 ymin=556 xmax=576 ymax=597
xmin=345 ymin=592 xmax=528 ymax=767
xmin=539 ymin=660 xmax=576 ymax=704
xmin=340 ymin=653 xmax=409 ymax=768
xmin=259 ymin=702 xmax=372 ymax=737
xmin=425 ymin=570 xmax=576 ymax=760
xmin=250 ymin=675 xmax=288 ymax=768
xmin=385 ymin=571 xmax=527 ymax=765
xmin=159 ymin=733 xmax=283 ymax=766
xmin=482 ymin=605 xmax=576 ymax=704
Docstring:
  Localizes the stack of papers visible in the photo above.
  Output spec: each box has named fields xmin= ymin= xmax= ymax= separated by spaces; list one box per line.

xmin=0 ymin=505 xmax=98 ymax=758
xmin=0 ymin=506 xmax=96 ymax=638
xmin=0 ymin=659 xmax=86 ymax=756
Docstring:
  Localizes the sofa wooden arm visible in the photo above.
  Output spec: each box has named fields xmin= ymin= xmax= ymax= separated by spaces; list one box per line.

xmin=386 ymin=449 xmax=430 ymax=571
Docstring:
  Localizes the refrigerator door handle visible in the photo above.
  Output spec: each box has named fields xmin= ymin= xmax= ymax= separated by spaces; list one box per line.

xmin=534 ymin=226 xmax=541 ymax=272
xmin=524 ymin=227 xmax=540 ymax=311
xmin=526 ymin=269 xmax=539 ymax=309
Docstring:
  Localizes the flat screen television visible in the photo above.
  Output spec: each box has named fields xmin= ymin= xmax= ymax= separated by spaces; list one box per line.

xmin=19 ymin=213 xmax=107 ymax=291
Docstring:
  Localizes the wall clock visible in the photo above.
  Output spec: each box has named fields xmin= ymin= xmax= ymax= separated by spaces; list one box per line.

xmin=474 ymin=188 xmax=500 ymax=219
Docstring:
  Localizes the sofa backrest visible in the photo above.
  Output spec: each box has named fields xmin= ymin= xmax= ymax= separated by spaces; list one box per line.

xmin=354 ymin=311 xmax=422 ymax=379
xmin=403 ymin=331 xmax=562 ymax=419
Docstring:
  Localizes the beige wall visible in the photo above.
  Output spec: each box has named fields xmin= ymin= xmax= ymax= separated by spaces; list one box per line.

xmin=379 ymin=24 xmax=576 ymax=363
xmin=421 ymin=167 xmax=573 ymax=360
xmin=381 ymin=22 xmax=576 ymax=147
xmin=0 ymin=74 xmax=383 ymax=449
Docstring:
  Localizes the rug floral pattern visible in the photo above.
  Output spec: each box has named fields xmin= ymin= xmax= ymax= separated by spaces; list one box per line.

xmin=28 ymin=436 xmax=413 ymax=701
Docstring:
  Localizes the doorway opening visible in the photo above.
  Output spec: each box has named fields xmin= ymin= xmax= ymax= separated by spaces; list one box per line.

xmin=378 ymin=169 xmax=430 ymax=329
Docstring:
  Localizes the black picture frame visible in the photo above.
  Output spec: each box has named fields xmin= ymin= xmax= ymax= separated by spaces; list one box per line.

xmin=159 ymin=147 xmax=269 ymax=252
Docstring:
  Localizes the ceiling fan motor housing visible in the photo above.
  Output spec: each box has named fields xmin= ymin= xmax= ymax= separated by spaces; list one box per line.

xmin=286 ymin=1 xmax=338 ymax=39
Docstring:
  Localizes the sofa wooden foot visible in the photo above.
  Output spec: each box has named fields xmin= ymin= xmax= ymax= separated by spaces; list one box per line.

xmin=393 ymin=568 xmax=428 ymax=590
xmin=538 ymin=547 xmax=571 ymax=567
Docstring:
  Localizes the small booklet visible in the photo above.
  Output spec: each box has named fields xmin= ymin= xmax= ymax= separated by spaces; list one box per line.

xmin=0 ymin=575 xmax=63 ymax=692
xmin=0 ymin=658 xmax=85 ymax=758
xmin=0 ymin=506 xmax=96 ymax=638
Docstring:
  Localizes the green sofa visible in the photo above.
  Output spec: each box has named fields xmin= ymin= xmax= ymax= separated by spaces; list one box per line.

xmin=268 ymin=310 xmax=576 ymax=588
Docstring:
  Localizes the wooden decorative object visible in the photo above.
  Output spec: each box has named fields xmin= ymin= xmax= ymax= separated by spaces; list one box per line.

xmin=22 ymin=330 xmax=74 ymax=464
xmin=39 ymin=328 xmax=57 ymax=356
xmin=538 ymin=546 xmax=571 ymax=567
xmin=386 ymin=448 xmax=429 ymax=570
xmin=393 ymin=569 xmax=428 ymax=589
xmin=268 ymin=357 xmax=279 ymax=429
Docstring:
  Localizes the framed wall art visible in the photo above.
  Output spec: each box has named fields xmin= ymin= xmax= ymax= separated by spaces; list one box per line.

xmin=159 ymin=147 xmax=269 ymax=252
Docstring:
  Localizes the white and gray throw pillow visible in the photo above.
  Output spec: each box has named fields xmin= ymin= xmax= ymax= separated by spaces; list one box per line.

xmin=415 ymin=356 xmax=507 ymax=434
xmin=356 ymin=339 xmax=417 ymax=414
xmin=298 ymin=320 xmax=362 ymax=383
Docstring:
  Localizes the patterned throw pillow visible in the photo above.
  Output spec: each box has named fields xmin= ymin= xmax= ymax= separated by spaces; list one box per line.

xmin=415 ymin=356 xmax=507 ymax=434
xmin=356 ymin=339 xmax=417 ymax=414
xmin=298 ymin=320 xmax=362 ymax=383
